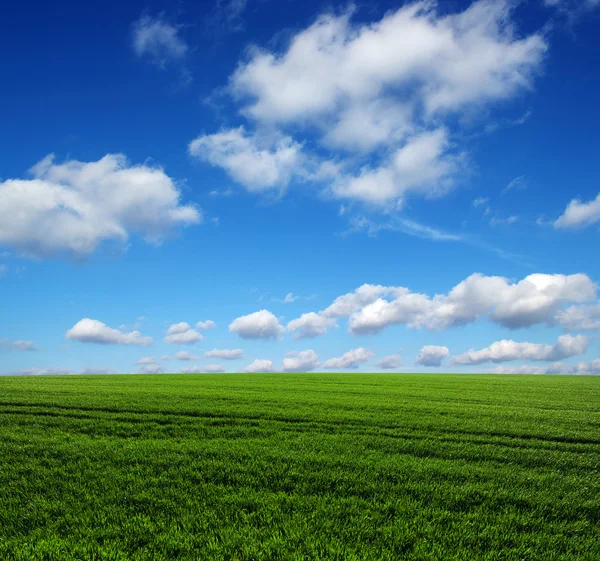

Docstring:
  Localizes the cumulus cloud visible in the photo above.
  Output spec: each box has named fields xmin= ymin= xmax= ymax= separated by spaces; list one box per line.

xmin=554 ymin=193 xmax=600 ymax=229
xmin=175 ymin=351 xmax=202 ymax=361
xmin=196 ymin=320 xmax=216 ymax=330
xmin=322 ymin=347 xmax=374 ymax=369
xmin=245 ymin=359 xmax=274 ymax=372
xmin=192 ymin=1 xmax=546 ymax=207
xmin=416 ymin=346 xmax=449 ymax=367
xmin=555 ymin=304 xmax=600 ymax=331
xmin=452 ymin=334 xmax=589 ymax=365
xmin=66 ymin=319 xmax=153 ymax=346
xmin=286 ymin=312 xmax=337 ymax=339
xmin=233 ymin=1 xmax=545 ymax=123
xmin=229 ymin=310 xmax=284 ymax=339
xmin=377 ymin=355 xmax=403 ymax=369
xmin=0 ymin=154 xmax=200 ymax=258
xmin=282 ymin=350 xmax=319 ymax=372
xmin=165 ymin=322 xmax=203 ymax=344
xmin=345 ymin=273 xmax=595 ymax=334
xmin=132 ymin=13 xmax=188 ymax=67
xmin=205 ymin=349 xmax=243 ymax=359
xmin=0 ymin=339 xmax=37 ymax=351
xmin=189 ymin=128 xmax=303 ymax=192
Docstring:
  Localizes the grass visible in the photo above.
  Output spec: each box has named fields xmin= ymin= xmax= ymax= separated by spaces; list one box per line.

xmin=0 ymin=373 xmax=599 ymax=561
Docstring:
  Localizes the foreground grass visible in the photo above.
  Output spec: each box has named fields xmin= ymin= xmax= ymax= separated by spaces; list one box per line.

xmin=0 ymin=374 xmax=599 ymax=561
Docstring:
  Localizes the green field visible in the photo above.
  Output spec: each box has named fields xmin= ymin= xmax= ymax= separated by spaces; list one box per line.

xmin=0 ymin=374 xmax=599 ymax=561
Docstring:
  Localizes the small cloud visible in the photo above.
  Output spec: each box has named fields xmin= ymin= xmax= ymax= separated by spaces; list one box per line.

xmin=66 ymin=319 xmax=152 ymax=346
xmin=502 ymin=175 xmax=527 ymax=195
xmin=245 ymin=359 xmax=274 ymax=373
xmin=196 ymin=320 xmax=216 ymax=330
xmin=165 ymin=322 xmax=203 ymax=345
xmin=0 ymin=339 xmax=38 ymax=352
xmin=416 ymin=346 xmax=449 ymax=367
xmin=132 ymin=13 xmax=188 ymax=68
xmin=229 ymin=310 xmax=284 ymax=340
xmin=490 ymin=215 xmax=519 ymax=227
xmin=377 ymin=355 xmax=403 ymax=369
xmin=205 ymin=349 xmax=243 ymax=360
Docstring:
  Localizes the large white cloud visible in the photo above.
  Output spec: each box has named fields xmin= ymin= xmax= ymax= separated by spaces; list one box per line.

xmin=165 ymin=322 xmax=203 ymax=345
xmin=347 ymin=273 xmax=596 ymax=334
xmin=189 ymin=128 xmax=303 ymax=192
xmin=554 ymin=192 xmax=600 ymax=229
xmin=0 ymin=154 xmax=200 ymax=258
xmin=416 ymin=345 xmax=449 ymax=367
xmin=232 ymin=1 xmax=545 ymax=123
xmin=322 ymin=347 xmax=374 ymax=369
xmin=245 ymin=359 xmax=274 ymax=372
xmin=66 ymin=319 xmax=153 ymax=346
xmin=192 ymin=0 xmax=546 ymax=206
xmin=452 ymin=334 xmax=588 ymax=365
xmin=286 ymin=312 xmax=337 ymax=339
xmin=229 ymin=310 xmax=284 ymax=339
xmin=282 ymin=350 xmax=319 ymax=372
xmin=205 ymin=349 xmax=243 ymax=359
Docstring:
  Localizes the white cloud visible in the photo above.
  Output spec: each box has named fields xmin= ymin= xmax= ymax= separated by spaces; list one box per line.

xmin=137 ymin=357 xmax=156 ymax=365
xmin=473 ymin=197 xmax=489 ymax=208
xmin=416 ymin=345 xmax=449 ymax=367
xmin=139 ymin=363 xmax=165 ymax=374
xmin=196 ymin=320 xmax=216 ymax=330
xmin=286 ymin=312 xmax=337 ymax=339
xmin=330 ymin=129 xmax=464 ymax=205
xmin=322 ymin=347 xmax=374 ymax=369
xmin=159 ymin=355 xmax=172 ymax=360
xmin=195 ymin=1 xmax=545 ymax=206
xmin=282 ymin=350 xmax=319 ymax=372
xmin=175 ymin=351 xmax=202 ymax=361
xmin=452 ymin=334 xmax=589 ymax=365
xmin=229 ymin=310 xmax=284 ymax=339
xmin=205 ymin=349 xmax=243 ymax=359
xmin=203 ymin=364 xmax=226 ymax=373
xmin=554 ymin=193 xmax=600 ymax=229
xmin=189 ymin=128 xmax=303 ymax=192
xmin=132 ymin=13 xmax=188 ymax=67
xmin=165 ymin=322 xmax=203 ymax=345
xmin=66 ymin=319 xmax=153 ymax=346
xmin=346 ymin=273 xmax=596 ymax=334
xmin=0 ymin=154 xmax=200 ymax=258
xmin=555 ymin=304 xmax=600 ymax=331
xmin=0 ymin=339 xmax=37 ymax=351
xmin=245 ymin=359 xmax=274 ymax=372
xmin=377 ymin=355 xmax=403 ymax=369
xmin=322 ymin=284 xmax=407 ymax=318
xmin=232 ymin=1 xmax=545 ymax=123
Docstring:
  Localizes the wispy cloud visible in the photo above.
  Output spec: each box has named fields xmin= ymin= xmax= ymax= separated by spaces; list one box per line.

xmin=502 ymin=175 xmax=528 ymax=195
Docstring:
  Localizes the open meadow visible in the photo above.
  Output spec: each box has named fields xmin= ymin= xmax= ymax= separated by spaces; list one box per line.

xmin=0 ymin=373 xmax=599 ymax=561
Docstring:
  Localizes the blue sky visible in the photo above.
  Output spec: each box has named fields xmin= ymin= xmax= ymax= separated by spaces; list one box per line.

xmin=1 ymin=0 xmax=600 ymax=375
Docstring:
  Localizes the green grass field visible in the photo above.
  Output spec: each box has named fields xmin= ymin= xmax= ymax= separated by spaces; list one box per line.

xmin=0 ymin=374 xmax=599 ymax=561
